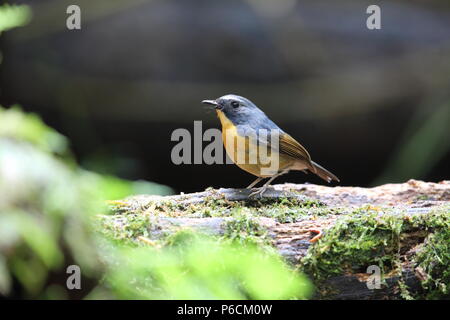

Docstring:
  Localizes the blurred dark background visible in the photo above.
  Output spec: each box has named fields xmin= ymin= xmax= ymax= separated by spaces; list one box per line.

xmin=1 ymin=0 xmax=449 ymax=193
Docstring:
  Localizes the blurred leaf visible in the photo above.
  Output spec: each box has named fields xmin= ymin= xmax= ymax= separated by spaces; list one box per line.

xmin=14 ymin=211 xmax=64 ymax=269
xmin=0 ymin=256 xmax=11 ymax=295
xmin=0 ymin=105 xmax=306 ymax=301
xmin=0 ymin=106 xmax=68 ymax=155
xmin=87 ymin=173 xmax=173 ymax=200
xmin=103 ymin=235 xmax=313 ymax=300
xmin=0 ymin=4 xmax=31 ymax=34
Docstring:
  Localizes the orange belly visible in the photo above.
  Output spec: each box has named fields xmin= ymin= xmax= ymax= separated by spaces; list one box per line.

xmin=217 ymin=110 xmax=293 ymax=177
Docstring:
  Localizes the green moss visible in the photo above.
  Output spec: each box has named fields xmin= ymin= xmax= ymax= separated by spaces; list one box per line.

xmin=239 ymin=197 xmax=327 ymax=223
xmin=416 ymin=194 xmax=431 ymax=201
xmin=97 ymin=214 xmax=151 ymax=246
xmin=301 ymin=205 xmax=450 ymax=299
xmin=222 ymin=210 xmax=270 ymax=246
xmin=103 ymin=192 xmax=449 ymax=300
xmin=414 ymin=226 xmax=450 ymax=299
xmin=102 ymin=194 xmax=339 ymax=263
xmin=107 ymin=194 xmax=331 ymax=223
xmin=301 ymin=207 xmax=402 ymax=279
xmin=163 ymin=228 xmax=201 ymax=248
xmin=260 ymin=204 xmax=338 ymax=223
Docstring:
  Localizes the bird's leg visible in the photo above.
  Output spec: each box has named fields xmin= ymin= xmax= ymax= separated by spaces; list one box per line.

xmin=246 ymin=177 xmax=264 ymax=189
xmin=248 ymin=175 xmax=279 ymax=198
xmin=249 ymin=170 xmax=288 ymax=198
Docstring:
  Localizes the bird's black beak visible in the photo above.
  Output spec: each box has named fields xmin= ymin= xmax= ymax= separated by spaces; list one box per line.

xmin=202 ymin=100 xmax=221 ymax=110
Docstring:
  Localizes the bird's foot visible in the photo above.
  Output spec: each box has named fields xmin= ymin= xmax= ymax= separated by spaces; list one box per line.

xmin=308 ymin=228 xmax=323 ymax=243
xmin=248 ymin=186 xmax=268 ymax=198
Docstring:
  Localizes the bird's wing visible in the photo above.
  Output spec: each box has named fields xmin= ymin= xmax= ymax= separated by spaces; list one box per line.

xmin=236 ymin=123 xmax=316 ymax=171
xmin=278 ymin=133 xmax=313 ymax=164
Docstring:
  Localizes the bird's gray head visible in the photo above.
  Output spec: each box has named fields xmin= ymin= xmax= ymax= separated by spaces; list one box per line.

xmin=202 ymin=94 xmax=265 ymax=125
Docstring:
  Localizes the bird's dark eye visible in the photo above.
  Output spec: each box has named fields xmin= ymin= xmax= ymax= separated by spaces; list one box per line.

xmin=231 ymin=101 xmax=239 ymax=108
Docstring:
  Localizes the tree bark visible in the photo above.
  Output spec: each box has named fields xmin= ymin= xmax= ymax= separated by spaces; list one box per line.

xmin=111 ymin=180 xmax=449 ymax=299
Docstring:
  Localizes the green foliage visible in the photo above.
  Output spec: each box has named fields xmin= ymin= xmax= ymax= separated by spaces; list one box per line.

xmin=0 ymin=4 xmax=31 ymax=34
xmin=99 ymin=233 xmax=313 ymax=300
xmin=0 ymin=121 xmax=100 ymax=297
xmin=0 ymin=106 xmax=173 ymax=200
xmin=94 ymin=174 xmax=173 ymax=200
xmin=0 ymin=105 xmax=312 ymax=299
xmin=0 ymin=106 xmax=69 ymax=156
xmin=0 ymin=106 xmax=169 ymax=298
xmin=96 ymin=206 xmax=313 ymax=299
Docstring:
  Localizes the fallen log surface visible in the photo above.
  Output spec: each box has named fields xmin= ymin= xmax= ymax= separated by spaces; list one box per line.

xmin=104 ymin=180 xmax=450 ymax=299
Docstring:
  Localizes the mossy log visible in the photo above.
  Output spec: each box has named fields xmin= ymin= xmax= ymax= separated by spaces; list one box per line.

xmin=102 ymin=180 xmax=450 ymax=299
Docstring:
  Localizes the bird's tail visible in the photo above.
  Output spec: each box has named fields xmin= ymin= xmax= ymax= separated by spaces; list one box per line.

xmin=311 ymin=161 xmax=340 ymax=183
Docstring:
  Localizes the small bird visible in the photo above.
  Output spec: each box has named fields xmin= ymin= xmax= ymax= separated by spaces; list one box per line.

xmin=202 ymin=94 xmax=339 ymax=197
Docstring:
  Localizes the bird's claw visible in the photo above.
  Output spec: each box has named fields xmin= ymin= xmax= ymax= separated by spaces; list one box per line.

xmin=248 ymin=187 xmax=267 ymax=198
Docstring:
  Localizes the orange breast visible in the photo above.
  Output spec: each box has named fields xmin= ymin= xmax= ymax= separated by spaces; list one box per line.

xmin=216 ymin=110 xmax=292 ymax=177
